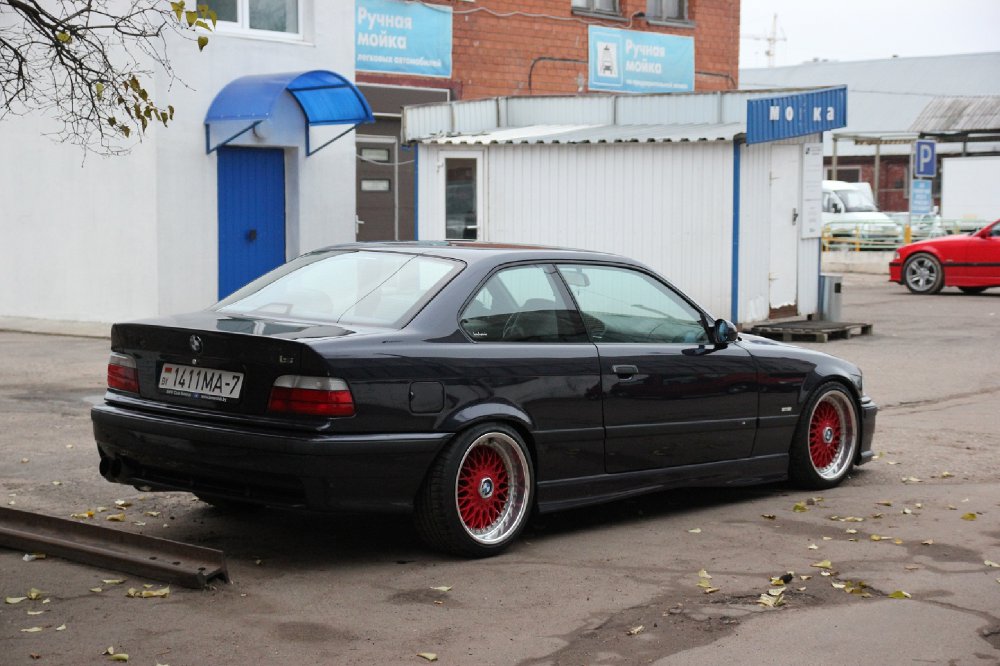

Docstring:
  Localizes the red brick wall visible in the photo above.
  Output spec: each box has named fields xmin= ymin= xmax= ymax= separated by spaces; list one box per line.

xmin=357 ymin=0 xmax=740 ymax=98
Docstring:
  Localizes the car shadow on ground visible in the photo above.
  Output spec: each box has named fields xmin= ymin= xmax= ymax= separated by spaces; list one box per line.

xmin=159 ymin=480 xmax=819 ymax=567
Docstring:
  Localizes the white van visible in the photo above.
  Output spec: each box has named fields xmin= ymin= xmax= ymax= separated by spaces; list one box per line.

xmin=822 ymin=180 xmax=901 ymax=247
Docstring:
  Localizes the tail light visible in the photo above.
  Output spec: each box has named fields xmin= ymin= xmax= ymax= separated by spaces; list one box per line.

xmin=267 ymin=376 xmax=355 ymax=417
xmin=107 ymin=353 xmax=139 ymax=393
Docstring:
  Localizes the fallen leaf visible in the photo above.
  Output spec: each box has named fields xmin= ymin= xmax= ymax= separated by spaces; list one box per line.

xmin=144 ymin=511 xmax=161 ymax=517
xmin=812 ymin=560 xmax=833 ymax=569
xmin=767 ymin=587 xmax=786 ymax=596
xmin=104 ymin=647 xmax=115 ymax=655
xmin=808 ymin=544 xmax=819 ymax=550
xmin=429 ymin=586 xmax=452 ymax=592
xmin=416 ymin=653 xmax=438 ymax=662
xmin=915 ymin=503 xmax=923 ymax=509
xmin=888 ymin=590 xmax=911 ymax=599
xmin=875 ymin=500 xmax=893 ymax=507
xmin=126 ymin=586 xmax=170 ymax=599
xmin=845 ymin=528 xmax=858 ymax=534
xmin=799 ymin=575 xmax=812 ymax=581
xmin=696 ymin=579 xmax=714 ymax=589
xmin=20 ymin=458 xmax=29 ymax=463
xmin=904 ymin=564 xmax=920 ymax=571
xmin=110 ymin=654 xmax=129 ymax=662
xmin=984 ymin=560 xmax=1000 ymax=568
xmin=102 ymin=579 xmax=125 ymax=585
xmin=757 ymin=592 xmax=784 ymax=607
xmin=940 ymin=471 xmax=954 ymax=478
xmin=132 ymin=522 xmax=146 ymax=527
xmin=792 ymin=502 xmax=808 ymax=513
xmin=115 ymin=500 xmax=132 ymax=508
xmin=870 ymin=513 xmax=884 ymax=519
xmin=687 ymin=528 xmax=702 ymax=534
xmin=27 ymin=610 xmax=44 ymax=616
xmin=27 ymin=588 xmax=43 ymax=600
xmin=893 ymin=538 xmax=904 ymax=545
xmin=901 ymin=476 xmax=921 ymax=484
xmin=822 ymin=536 xmax=832 ymax=541
xmin=831 ymin=581 xmax=846 ymax=589
xmin=21 ymin=626 xmax=43 ymax=633
xmin=626 ymin=625 xmax=644 ymax=636
xmin=870 ymin=534 xmax=883 ymax=542
xmin=761 ymin=514 xmax=776 ymax=520
xmin=6 ymin=596 xmax=27 ymax=604
xmin=71 ymin=510 xmax=95 ymax=519
xmin=922 ymin=539 xmax=934 ymax=545
xmin=106 ymin=513 xmax=126 ymax=522
xmin=56 ymin=624 xmax=66 ymax=631
xmin=697 ymin=569 xmax=712 ymax=579
xmin=702 ymin=586 xmax=719 ymax=594
xmin=961 ymin=513 xmax=977 ymax=521
xmin=902 ymin=508 xmax=913 ymax=515
xmin=90 ymin=587 xmax=104 ymax=593
xmin=52 ymin=481 xmax=62 ymax=486
xmin=820 ymin=571 xmax=833 ymax=577
xmin=843 ymin=516 xmax=864 ymax=522
xmin=22 ymin=553 xmax=46 ymax=562
xmin=886 ymin=460 xmax=899 ymax=465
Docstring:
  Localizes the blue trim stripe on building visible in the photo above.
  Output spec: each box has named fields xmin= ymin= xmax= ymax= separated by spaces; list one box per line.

xmin=746 ymin=86 xmax=847 ymax=144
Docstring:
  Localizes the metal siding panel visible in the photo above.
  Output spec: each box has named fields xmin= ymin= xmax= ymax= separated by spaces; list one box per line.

xmin=507 ymin=97 xmax=615 ymax=126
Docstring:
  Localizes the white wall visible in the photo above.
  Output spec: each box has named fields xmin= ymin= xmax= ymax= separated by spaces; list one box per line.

xmin=942 ymin=156 xmax=1000 ymax=222
xmin=419 ymin=142 xmax=736 ymax=319
xmin=0 ymin=1 xmax=357 ymax=322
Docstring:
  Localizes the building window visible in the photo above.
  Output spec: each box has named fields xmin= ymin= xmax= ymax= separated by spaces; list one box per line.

xmin=360 ymin=148 xmax=390 ymax=162
xmin=361 ymin=179 xmax=390 ymax=192
xmin=646 ymin=0 xmax=687 ymax=22
xmin=571 ymin=0 xmax=620 ymax=16
xmin=445 ymin=158 xmax=478 ymax=240
xmin=204 ymin=0 xmax=300 ymax=36
xmin=825 ymin=166 xmax=861 ymax=183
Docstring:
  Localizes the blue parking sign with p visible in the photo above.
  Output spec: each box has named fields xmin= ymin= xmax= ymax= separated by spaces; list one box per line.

xmin=915 ymin=140 xmax=937 ymax=178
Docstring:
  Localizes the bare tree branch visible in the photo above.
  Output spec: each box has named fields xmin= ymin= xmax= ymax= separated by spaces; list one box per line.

xmin=0 ymin=0 xmax=214 ymax=154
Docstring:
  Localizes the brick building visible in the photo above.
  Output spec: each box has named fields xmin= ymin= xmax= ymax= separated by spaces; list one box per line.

xmin=354 ymin=0 xmax=740 ymax=241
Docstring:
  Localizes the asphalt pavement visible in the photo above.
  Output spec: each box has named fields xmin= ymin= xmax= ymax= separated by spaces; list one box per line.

xmin=1 ymin=273 xmax=998 ymax=665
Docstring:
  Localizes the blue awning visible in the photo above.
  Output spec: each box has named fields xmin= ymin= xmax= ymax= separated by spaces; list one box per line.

xmin=204 ymin=70 xmax=374 ymax=156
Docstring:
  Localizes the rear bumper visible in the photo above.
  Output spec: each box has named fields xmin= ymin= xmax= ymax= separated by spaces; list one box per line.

xmin=91 ymin=403 xmax=451 ymax=513
xmin=857 ymin=396 xmax=878 ymax=465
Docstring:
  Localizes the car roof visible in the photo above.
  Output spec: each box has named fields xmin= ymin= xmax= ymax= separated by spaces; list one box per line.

xmin=311 ymin=241 xmax=636 ymax=266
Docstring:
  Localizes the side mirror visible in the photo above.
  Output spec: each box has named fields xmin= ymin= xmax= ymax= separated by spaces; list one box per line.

xmin=712 ymin=319 xmax=739 ymax=344
xmin=831 ymin=201 xmax=843 ymax=213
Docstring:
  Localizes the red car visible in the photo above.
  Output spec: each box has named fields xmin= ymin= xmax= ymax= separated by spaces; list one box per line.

xmin=890 ymin=219 xmax=1000 ymax=294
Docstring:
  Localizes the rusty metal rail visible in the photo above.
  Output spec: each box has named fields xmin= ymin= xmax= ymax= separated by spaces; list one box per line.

xmin=0 ymin=506 xmax=228 ymax=589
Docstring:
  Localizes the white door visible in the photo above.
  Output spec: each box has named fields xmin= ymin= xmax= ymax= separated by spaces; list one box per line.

xmin=768 ymin=145 xmax=801 ymax=315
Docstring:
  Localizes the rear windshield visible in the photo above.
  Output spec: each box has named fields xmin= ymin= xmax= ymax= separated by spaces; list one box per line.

xmin=215 ymin=250 xmax=462 ymax=328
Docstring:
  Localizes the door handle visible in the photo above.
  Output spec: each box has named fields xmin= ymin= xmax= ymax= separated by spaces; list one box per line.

xmin=611 ymin=364 xmax=639 ymax=379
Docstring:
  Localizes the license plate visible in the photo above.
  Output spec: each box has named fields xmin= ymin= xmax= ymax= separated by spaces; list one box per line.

xmin=158 ymin=363 xmax=244 ymax=402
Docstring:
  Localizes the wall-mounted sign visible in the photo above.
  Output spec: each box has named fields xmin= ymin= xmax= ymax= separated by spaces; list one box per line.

xmin=746 ymin=87 xmax=847 ymax=144
xmin=356 ymin=0 xmax=452 ymax=78
xmin=587 ymin=26 xmax=694 ymax=93
xmin=914 ymin=140 xmax=937 ymax=178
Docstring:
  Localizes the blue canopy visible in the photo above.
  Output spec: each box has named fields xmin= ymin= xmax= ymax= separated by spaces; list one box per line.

xmin=204 ymin=70 xmax=374 ymax=155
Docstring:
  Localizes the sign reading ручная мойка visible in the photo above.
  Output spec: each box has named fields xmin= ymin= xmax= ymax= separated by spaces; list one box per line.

xmin=588 ymin=26 xmax=694 ymax=93
xmin=746 ymin=87 xmax=848 ymax=144
xmin=356 ymin=0 xmax=452 ymax=78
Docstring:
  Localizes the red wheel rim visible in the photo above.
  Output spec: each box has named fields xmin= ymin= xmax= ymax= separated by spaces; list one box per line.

xmin=809 ymin=400 xmax=842 ymax=469
xmin=457 ymin=444 xmax=510 ymax=531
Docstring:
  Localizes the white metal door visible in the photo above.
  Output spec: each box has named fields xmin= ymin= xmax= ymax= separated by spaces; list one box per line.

xmin=768 ymin=145 xmax=801 ymax=314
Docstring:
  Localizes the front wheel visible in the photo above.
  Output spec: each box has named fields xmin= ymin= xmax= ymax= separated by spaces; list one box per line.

xmin=415 ymin=423 xmax=534 ymax=557
xmin=903 ymin=253 xmax=943 ymax=294
xmin=789 ymin=383 xmax=861 ymax=489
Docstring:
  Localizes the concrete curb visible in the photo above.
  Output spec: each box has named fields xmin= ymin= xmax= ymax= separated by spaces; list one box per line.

xmin=0 ymin=316 xmax=111 ymax=339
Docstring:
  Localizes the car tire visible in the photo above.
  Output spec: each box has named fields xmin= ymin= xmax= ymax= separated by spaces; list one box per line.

xmin=415 ymin=423 xmax=534 ymax=558
xmin=789 ymin=383 xmax=860 ymax=489
xmin=958 ymin=286 xmax=988 ymax=295
xmin=902 ymin=253 xmax=944 ymax=294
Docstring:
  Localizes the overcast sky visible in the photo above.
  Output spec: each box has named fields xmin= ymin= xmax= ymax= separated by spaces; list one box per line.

xmin=739 ymin=0 xmax=1000 ymax=70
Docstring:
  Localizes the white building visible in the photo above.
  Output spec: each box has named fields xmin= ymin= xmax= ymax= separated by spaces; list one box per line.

xmin=402 ymin=88 xmax=847 ymax=324
xmin=0 ymin=3 xmax=365 ymax=323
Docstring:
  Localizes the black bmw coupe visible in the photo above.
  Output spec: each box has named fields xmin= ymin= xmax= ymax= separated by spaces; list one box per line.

xmin=92 ymin=243 xmax=876 ymax=556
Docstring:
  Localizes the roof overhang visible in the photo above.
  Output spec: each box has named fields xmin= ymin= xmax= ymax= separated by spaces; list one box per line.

xmin=416 ymin=122 xmax=746 ymax=146
xmin=204 ymin=70 xmax=374 ymax=156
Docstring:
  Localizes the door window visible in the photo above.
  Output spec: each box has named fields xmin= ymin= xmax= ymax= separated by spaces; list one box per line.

xmin=445 ymin=158 xmax=478 ymax=240
xmin=460 ymin=265 xmax=588 ymax=342
xmin=557 ymin=264 xmax=708 ymax=344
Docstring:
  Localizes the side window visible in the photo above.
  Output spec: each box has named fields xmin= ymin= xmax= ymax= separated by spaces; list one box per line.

xmin=460 ymin=265 xmax=588 ymax=343
xmin=557 ymin=264 xmax=709 ymax=344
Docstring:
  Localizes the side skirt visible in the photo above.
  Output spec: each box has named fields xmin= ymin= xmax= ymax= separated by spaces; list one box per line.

xmin=535 ymin=454 xmax=789 ymax=514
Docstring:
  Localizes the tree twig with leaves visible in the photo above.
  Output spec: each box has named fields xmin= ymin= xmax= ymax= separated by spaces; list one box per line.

xmin=0 ymin=0 xmax=215 ymax=154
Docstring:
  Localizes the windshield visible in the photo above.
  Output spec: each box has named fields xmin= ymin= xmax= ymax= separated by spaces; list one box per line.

xmin=834 ymin=188 xmax=878 ymax=213
xmin=215 ymin=250 xmax=462 ymax=328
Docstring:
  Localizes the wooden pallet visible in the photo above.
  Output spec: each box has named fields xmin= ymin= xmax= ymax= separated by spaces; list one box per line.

xmin=750 ymin=321 xmax=873 ymax=343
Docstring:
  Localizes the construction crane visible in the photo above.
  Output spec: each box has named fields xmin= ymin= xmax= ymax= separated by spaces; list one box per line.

xmin=743 ymin=13 xmax=787 ymax=68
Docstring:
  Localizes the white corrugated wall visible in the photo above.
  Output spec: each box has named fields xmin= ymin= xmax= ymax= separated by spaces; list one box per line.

xmin=418 ymin=142 xmax=735 ymax=318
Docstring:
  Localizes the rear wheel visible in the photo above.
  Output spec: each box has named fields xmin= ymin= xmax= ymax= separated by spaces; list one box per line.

xmin=415 ymin=423 xmax=534 ymax=557
xmin=902 ymin=253 xmax=943 ymax=294
xmin=789 ymin=383 xmax=860 ymax=489
xmin=958 ymin=286 xmax=988 ymax=295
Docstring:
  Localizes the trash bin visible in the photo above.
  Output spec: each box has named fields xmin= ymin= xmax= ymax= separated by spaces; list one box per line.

xmin=820 ymin=274 xmax=843 ymax=322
